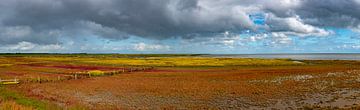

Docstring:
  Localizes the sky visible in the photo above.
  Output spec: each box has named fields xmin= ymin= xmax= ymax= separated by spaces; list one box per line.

xmin=0 ymin=0 xmax=360 ymax=54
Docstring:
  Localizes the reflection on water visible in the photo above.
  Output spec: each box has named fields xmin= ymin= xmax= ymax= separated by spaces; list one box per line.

xmin=203 ymin=53 xmax=360 ymax=60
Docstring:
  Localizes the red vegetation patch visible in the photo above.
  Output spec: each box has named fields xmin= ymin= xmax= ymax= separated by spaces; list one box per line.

xmin=144 ymin=69 xmax=217 ymax=73
xmin=3 ymin=72 xmax=25 ymax=76
xmin=21 ymin=63 xmax=124 ymax=71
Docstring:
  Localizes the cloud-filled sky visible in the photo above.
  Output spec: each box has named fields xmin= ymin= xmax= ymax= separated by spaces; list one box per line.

xmin=0 ymin=0 xmax=360 ymax=53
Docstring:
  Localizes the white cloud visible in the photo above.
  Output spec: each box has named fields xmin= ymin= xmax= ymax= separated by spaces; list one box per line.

xmin=1 ymin=41 xmax=64 ymax=52
xmin=7 ymin=41 xmax=36 ymax=51
xmin=133 ymin=43 xmax=170 ymax=51
xmin=249 ymin=34 xmax=268 ymax=42
xmin=338 ymin=44 xmax=360 ymax=49
xmin=351 ymin=25 xmax=360 ymax=33
xmin=263 ymin=0 xmax=301 ymax=11
xmin=38 ymin=44 xmax=64 ymax=50
xmin=270 ymin=32 xmax=292 ymax=45
xmin=266 ymin=14 xmax=332 ymax=37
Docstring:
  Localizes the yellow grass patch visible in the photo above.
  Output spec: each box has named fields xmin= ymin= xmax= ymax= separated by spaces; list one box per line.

xmin=31 ymin=57 xmax=301 ymax=67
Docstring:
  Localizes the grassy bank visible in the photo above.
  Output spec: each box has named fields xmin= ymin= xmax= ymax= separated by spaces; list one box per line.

xmin=0 ymin=86 xmax=57 ymax=110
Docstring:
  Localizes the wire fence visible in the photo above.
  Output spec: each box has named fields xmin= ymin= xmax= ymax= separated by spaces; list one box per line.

xmin=1 ymin=67 xmax=154 ymax=84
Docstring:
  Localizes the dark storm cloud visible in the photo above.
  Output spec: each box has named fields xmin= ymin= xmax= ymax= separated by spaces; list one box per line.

xmin=263 ymin=0 xmax=360 ymax=28
xmin=1 ymin=0 xmax=360 ymax=45
xmin=301 ymin=0 xmax=360 ymax=27
xmin=0 ymin=0 xmax=254 ymax=45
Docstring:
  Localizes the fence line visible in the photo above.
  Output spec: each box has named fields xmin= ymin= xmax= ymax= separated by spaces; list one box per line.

xmin=18 ymin=67 xmax=154 ymax=84
xmin=0 ymin=78 xmax=19 ymax=85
